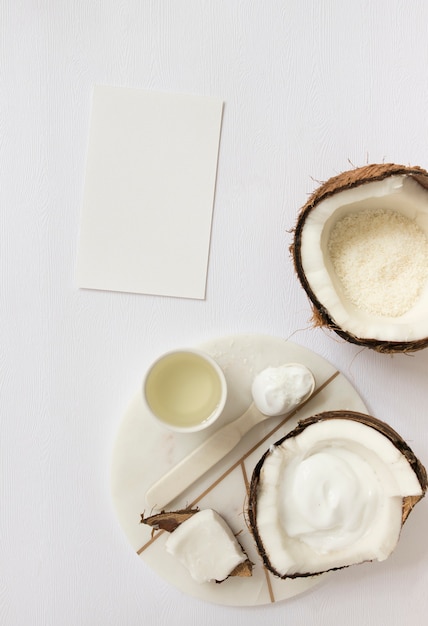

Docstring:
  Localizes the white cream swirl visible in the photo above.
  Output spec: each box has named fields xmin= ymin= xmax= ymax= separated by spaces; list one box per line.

xmin=279 ymin=447 xmax=380 ymax=553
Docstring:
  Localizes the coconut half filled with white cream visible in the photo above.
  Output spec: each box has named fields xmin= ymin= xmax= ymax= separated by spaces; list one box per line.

xmin=291 ymin=163 xmax=428 ymax=352
xmin=248 ymin=410 xmax=427 ymax=579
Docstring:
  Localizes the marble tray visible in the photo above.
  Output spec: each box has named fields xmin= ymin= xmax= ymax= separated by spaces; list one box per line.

xmin=110 ymin=334 xmax=367 ymax=606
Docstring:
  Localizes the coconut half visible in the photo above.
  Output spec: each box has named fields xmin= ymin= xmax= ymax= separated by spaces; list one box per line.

xmin=248 ymin=410 xmax=427 ymax=579
xmin=291 ymin=163 xmax=428 ymax=352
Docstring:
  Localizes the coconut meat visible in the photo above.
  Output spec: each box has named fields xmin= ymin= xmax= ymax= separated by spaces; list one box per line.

xmin=255 ymin=419 xmax=423 ymax=577
xmin=299 ymin=175 xmax=428 ymax=341
xmin=164 ymin=509 xmax=247 ymax=583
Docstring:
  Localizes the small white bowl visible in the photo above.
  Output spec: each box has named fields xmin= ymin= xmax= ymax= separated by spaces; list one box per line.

xmin=142 ymin=349 xmax=227 ymax=433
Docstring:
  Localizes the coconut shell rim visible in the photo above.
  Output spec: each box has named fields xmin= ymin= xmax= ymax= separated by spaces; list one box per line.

xmin=247 ymin=409 xmax=427 ymax=580
xmin=290 ymin=163 xmax=428 ymax=353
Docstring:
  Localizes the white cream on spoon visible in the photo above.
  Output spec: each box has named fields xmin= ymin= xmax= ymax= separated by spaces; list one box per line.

xmin=145 ymin=363 xmax=315 ymax=510
xmin=251 ymin=363 xmax=316 ymax=417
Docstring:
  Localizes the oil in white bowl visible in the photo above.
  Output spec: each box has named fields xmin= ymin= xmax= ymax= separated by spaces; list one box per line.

xmin=144 ymin=351 xmax=225 ymax=430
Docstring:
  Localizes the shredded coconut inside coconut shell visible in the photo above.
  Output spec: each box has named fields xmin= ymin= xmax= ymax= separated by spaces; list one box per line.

xmin=328 ymin=208 xmax=428 ymax=317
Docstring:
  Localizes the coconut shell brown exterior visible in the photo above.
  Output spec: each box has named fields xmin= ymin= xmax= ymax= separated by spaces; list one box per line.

xmin=291 ymin=163 xmax=428 ymax=353
xmin=247 ymin=410 xmax=427 ymax=579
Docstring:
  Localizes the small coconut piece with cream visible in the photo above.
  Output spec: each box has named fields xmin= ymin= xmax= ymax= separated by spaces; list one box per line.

xmin=141 ymin=508 xmax=253 ymax=583
xmin=291 ymin=163 xmax=428 ymax=352
xmin=248 ymin=410 xmax=427 ymax=579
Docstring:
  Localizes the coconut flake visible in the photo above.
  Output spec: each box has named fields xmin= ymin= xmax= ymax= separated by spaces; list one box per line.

xmin=328 ymin=208 xmax=428 ymax=317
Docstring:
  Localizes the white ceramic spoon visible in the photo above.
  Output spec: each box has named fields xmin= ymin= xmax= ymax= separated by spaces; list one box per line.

xmin=145 ymin=363 xmax=315 ymax=510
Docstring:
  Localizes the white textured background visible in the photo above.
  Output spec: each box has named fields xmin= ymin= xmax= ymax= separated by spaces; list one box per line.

xmin=1 ymin=1 xmax=428 ymax=624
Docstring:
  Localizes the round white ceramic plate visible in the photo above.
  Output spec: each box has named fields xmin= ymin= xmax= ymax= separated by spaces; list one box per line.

xmin=110 ymin=334 xmax=367 ymax=606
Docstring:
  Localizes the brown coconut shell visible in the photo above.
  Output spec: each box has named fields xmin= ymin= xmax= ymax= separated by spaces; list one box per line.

xmin=248 ymin=410 xmax=427 ymax=579
xmin=291 ymin=163 xmax=428 ymax=353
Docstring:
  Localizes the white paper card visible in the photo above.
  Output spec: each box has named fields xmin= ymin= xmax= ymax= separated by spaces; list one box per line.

xmin=76 ymin=86 xmax=224 ymax=299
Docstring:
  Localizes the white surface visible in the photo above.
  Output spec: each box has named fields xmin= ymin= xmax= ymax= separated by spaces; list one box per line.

xmin=2 ymin=1 xmax=428 ymax=624
xmin=111 ymin=334 xmax=367 ymax=606
xmin=76 ymin=86 xmax=223 ymax=299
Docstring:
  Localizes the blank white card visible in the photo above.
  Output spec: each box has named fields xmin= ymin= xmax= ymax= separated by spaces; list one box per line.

xmin=77 ymin=86 xmax=224 ymax=299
